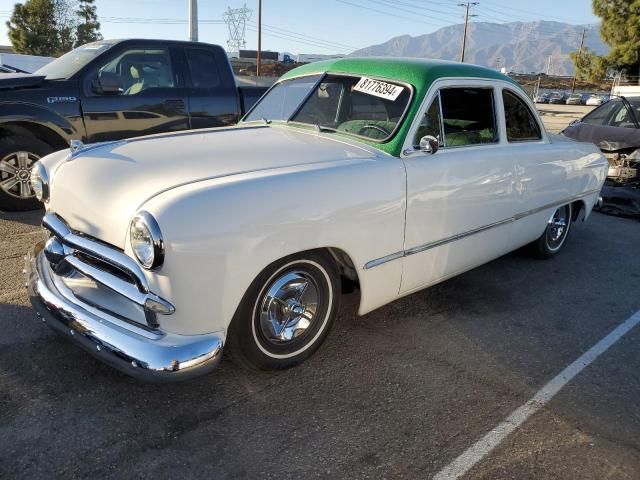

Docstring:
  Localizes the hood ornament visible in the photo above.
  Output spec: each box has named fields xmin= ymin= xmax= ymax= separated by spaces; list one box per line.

xmin=70 ymin=139 xmax=84 ymax=153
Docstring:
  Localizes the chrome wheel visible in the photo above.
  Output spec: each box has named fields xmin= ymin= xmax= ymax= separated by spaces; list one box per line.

xmin=257 ymin=270 xmax=319 ymax=345
xmin=0 ymin=151 xmax=39 ymax=199
xmin=545 ymin=204 xmax=571 ymax=251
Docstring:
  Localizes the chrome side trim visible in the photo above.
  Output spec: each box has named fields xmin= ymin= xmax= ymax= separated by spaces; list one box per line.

xmin=364 ymin=189 xmax=601 ymax=270
xmin=43 ymin=212 xmax=148 ymax=293
xmin=404 ymin=216 xmax=514 ymax=257
xmin=363 ymin=251 xmax=404 ymax=270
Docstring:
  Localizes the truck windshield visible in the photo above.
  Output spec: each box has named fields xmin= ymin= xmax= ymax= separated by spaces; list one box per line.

xmin=244 ymin=73 xmax=412 ymax=142
xmin=34 ymin=42 xmax=113 ymax=80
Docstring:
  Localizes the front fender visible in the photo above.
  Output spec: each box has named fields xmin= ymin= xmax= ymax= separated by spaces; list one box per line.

xmin=134 ymin=157 xmax=407 ymax=336
xmin=0 ymin=102 xmax=79 ymax=142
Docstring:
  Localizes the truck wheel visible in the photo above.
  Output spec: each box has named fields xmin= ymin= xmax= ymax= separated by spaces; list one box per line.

xmin=529 ymin=204 xmax=572 ymax=259
xmin=227 ymin=251 xmax=340 ymax=370
xmin=0 ymin=136 xmax=54 ymax=211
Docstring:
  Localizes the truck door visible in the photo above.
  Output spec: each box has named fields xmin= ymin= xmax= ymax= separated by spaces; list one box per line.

xmin=181 ymin=46 xmax=242 ymax=129
xmin=80 ymin=44 xmax=190 ymax=143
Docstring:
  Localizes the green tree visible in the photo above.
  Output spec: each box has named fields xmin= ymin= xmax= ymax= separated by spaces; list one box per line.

xmin=6 ymin=0 xmax=59 ymax=56
xmin=570 ymin=47 xmax=610 ymax=82
xmin=75 ymin=0 xmax=101 ymax=47
xmin=6 ymin=0 xmax=102 ymax=57
xmin=592 ymin=0 xmax=640 ymax=74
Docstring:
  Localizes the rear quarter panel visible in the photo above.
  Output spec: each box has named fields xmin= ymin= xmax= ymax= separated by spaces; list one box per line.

xmin=509 ymin=135 xmax=607 ymax=248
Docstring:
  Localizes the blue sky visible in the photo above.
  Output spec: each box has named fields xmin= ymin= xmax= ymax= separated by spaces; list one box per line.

xmin=0 ymin=0 xmax=600 ymax=54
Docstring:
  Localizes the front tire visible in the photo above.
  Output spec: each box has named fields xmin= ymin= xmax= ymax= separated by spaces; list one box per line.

xmin=227 ymin=251 xmax=340 ymax=370
xmin=529 ymin=203 xmax=572 ymax=259
xmin=0 ymin=135 xmax=54 ymax=211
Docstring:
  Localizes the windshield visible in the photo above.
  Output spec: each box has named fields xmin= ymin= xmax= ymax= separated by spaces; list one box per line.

xmin=34 ymin=42 xmax=114 ymax=80
xmin=244 ymin=73 xmax=412 ymax=142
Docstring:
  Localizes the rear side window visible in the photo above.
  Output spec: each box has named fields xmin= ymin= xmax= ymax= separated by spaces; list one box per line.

xmin=185 ymin=48 xmax=221 ymax=89
xmin=502 ymin=90 xmax=542 ymax=141
xmin=439 ymin=88 xmax=498 ymax=147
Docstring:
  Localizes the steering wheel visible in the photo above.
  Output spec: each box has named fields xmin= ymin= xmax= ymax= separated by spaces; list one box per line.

xmin=358 ymin=124 xmax=392 ymax=137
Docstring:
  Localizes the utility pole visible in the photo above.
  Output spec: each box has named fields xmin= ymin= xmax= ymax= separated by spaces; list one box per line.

xmin=188 ymin=0 xmax=198 ymax=42
xmin=546 ymin=55 xmax=552 ymax=75
xmin=458 ymin=2 xmax=478 ymax=63
xmin=256 ymin=0 xmax=262 ymax=77
xmin=571 ymin=27 xmax=586 ymax=93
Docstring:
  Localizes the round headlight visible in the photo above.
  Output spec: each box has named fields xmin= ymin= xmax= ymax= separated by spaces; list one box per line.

xmin=30 ymin=162 xmax=49 ymax=203
xmin=129 ymin=212 xmax=164 ymax=269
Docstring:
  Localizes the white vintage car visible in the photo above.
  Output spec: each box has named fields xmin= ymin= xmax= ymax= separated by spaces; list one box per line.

xmin=26 ymin=58 xmax=608 ymax=381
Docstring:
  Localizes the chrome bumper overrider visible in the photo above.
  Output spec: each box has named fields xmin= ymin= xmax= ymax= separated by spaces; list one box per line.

xmin=26 ymin=242 xmax=224 ymax=382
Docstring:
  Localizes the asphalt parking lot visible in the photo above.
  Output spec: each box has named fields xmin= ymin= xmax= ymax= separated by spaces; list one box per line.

xmin=1 ymin=208 xmax=639 ymax=479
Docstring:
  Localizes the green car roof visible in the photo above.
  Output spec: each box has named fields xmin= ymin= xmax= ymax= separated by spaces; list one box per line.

xmin=280 ymin=57 xmax=521 ymax=156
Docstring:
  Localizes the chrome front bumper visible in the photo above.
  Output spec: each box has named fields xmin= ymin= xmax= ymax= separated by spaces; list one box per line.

xmin=26 ymin=242 xmax=224 ymax=382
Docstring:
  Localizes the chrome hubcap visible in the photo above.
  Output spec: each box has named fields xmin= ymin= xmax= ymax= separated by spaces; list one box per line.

xmin=258 ymin=270 xmax=319 ymax=344
xmin=0 ymin=151 xmax=39 ymax=199
xmin=546 ymin=205 xmax=570 ymax=250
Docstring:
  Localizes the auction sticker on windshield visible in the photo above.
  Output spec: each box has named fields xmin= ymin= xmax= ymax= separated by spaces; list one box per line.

xmin=354 ymin=77 xmax=404 ymax=101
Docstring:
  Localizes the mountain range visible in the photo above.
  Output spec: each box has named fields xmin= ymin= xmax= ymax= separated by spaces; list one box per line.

xmin=350 ymin=21 xmax=608 ymax=76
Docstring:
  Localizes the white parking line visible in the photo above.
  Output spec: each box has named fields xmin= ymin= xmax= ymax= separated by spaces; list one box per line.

xmin=434 ymin=309 xmax=640 ymax=480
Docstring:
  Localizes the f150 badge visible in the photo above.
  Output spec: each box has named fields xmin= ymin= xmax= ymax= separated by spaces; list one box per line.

xmin=47 ymin=96 xmax=77 ymax=104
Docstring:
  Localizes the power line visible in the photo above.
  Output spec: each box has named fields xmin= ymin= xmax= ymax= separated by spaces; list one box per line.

xmin=247 ymin=21 xmax=359 ymax=51
xmin=335 ymin=0 xmax=455 ymax=28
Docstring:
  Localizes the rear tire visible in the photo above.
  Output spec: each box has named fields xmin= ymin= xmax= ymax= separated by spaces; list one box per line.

xmin=0 ymin=135 xmax=54 ymax=211
xmin=529 ymin=204 xmax=572 ymax=259
xmin=226 ymin=251 xmax=340 ymax=370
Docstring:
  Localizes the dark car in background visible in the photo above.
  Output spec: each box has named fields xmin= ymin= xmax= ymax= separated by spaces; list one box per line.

xmin=562 ymin=96 xmax=640 ymax=216
xmin=534 ymin=92 xmax=551 ymax=103
xmin=548 ymin=91 xmax=566 ymax=104
xmin=0 ymin=39 xmax=267 ymax=211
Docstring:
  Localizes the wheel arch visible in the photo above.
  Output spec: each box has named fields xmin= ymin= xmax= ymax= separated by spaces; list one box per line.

xmin=0 ymin=121 xmax=69 ymax=150
xmin=571 ymin=199 xmax=587 ymax=222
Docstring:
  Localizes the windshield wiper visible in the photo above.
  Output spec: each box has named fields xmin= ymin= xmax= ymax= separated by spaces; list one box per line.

xmin=286 ymin=120 xmax=336 ymax=133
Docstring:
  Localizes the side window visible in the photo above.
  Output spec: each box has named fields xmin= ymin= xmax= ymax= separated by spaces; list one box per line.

xmin=439 ymin=88 xmax=498 ymax=147
xmin=582 ymin=100 xmax=621 ymax=126
xmin=185 ymin=48 xmax=221 ymax=89
xmin=413 ymin=93 xmax=442 ymax=146
xmin=502 ymin=90 xmax=542 ymax=141
xmin=96 ymin=48 xmax=175 ymax=96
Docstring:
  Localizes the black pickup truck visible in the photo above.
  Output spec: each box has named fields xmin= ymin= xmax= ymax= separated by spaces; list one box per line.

xmin=0 ymin=39 xmax=267 ymax=210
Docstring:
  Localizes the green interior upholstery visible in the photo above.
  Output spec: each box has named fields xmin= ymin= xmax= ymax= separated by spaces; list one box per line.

xmin=337 ymin=120 xmax=397 ymax=139
xmin=444 ymin=129 xmax=495 ymax=146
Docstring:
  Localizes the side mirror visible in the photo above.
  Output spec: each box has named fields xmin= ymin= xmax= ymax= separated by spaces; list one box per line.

xmin=419 ymin=135 xmax=439 ymax=154
xmin=95 ymin=71 xmax=122 ymax=95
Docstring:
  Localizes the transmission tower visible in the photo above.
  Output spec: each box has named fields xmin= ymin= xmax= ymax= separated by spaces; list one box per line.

xmin=223 ymin=4 xmax=252 ymax=56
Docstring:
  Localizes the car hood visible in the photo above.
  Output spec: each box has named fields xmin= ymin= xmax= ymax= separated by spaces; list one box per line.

xmin=44 ymin=125 xmax=378 ymax=247
xmin=563 ymin=122 xmax=640 ymax=151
